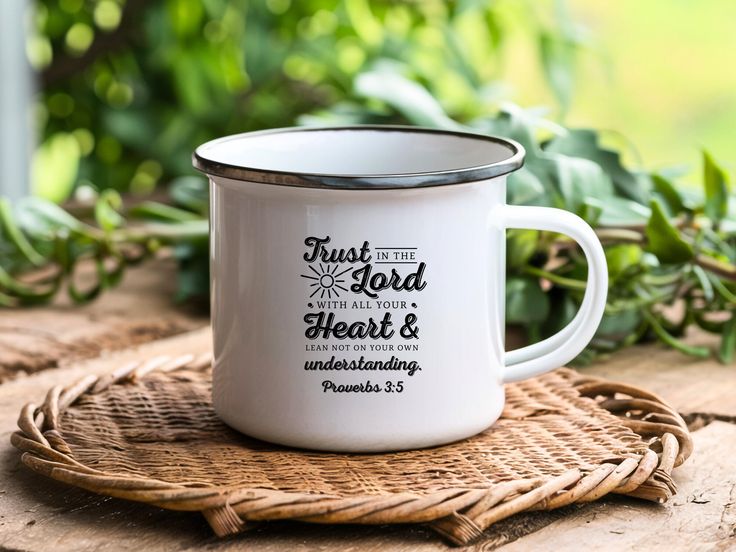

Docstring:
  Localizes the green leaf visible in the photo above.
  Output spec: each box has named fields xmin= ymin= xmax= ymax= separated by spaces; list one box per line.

xmin=94 ymin=190 xmax=125 ymax=232
xmin=0 ymin=198 xmax=45 ymax=266
xmin=298 ymin=101 xmax=392 ymax=127
xmin=172 ymin=52 xmax=210 ymax=115
xmin=588 ymin=196 xmax=650 ymax=227
xmin=578 ymin=199 xmax=603 ymax=226
xmin=545 ymin=129 xmax=648 ymax=203
xmin=703 ymin=150 xmax=729 ymax=223
xmin=719 ymin=313 xmax=736 ymax=364
xmin=242 ymin=5 xmax=287 ymax=84
xmin=506 ymin=276 xmax=550 ymax=324
xmin=483 ymin=107 xmax=560 ymax=207
xmin=541 ymin=291 xmax=578 ymax=336
xmin=709 ymin=273 xmax=736 ymax=304
xmin=605 ymin=244 xmax=642 ymax=279
xmin=596 ymin=308 xmax=642 ymax=338
xmin=15 ymin=197 xmax=90 ymax=237
xmin=102 ymin=109 xmax=156 ymax=150
xmin=31 ymin=133 xmax=80 ymax=204
xmin=345 ymin=0 xmax=383 ymax=47
xmin=692 ymin=265 xmax=714 ymax=302
xmin=485 ymin=104 xmax=566 ymax=152
xmin=651 ymin=173 xmax=686 ymax=216
xmin=507 ymin=168 xmax=547 ymax=205
xmin=645 ymin=200 xmax=694 ymax=264
xmin=506 ymin=229 xmax=539 ymax=271
xmin=169 ymin=176 xmax=209 ymax=215
xmin=453 ymin=0 xmax=494 ymax=14
xmin=539 ymin=31 xmax=575 ymax=113
xmin=553 ymin=154 xmax=614 ymax=213
xmin=442 ymin=26 xmax=480 ymax=89
xmin=354 ymin=65 xmax=462 ymax=129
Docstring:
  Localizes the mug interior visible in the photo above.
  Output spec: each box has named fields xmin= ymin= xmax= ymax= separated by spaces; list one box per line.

xmin=198 ymin=127 xmax=516 ymax=176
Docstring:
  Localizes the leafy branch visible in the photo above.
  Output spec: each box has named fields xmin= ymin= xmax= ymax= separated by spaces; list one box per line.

xmin=0 ymin=188 xmax=207 ymax=307
xmin=303 ymin=69 xmax=736 ymax=363
xmin=10 ymin=2 xmax=736 ymax=365
xmin=3 ymin=64 xmax=736 ymax=364
xmin=2 ymin=89 xmax=734 ymax=364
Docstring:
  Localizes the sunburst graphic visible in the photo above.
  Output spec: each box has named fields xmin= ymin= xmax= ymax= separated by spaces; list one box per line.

xmin=300 ymin=264 xmax=351 ymax=298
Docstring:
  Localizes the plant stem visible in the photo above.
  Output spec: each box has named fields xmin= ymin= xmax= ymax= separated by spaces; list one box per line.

xmin=641 ymin=271 xmax=682 ymax=286
xmin=595 ymin=228 xmax=645 ymax=243
xmin=0 ymin=199 xmax=45 ymax=266
xmin=642 ymin=310 xmax=711 ymax=358
xmin=111 ymin=220 xmax=209 ymax=243
xmin=523 ymin=265 xmax=588 ymax=290
xmin=695 ymin=254 xmax=736 ymax=281
xmin=709 ymin=273 xmax=736 ymax=303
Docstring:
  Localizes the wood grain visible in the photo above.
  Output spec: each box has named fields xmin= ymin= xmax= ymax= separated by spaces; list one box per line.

xmin=0 ymin=328 xmax=571 ymax=551
xmin=0 ymin=258 xmax=207 ymax=382
xmin=0 ymin=270 xmax=733 ymax=550
xmin=582 ymin=329 xmax=736 ymax=418
xmin=501 ymin=421 xmax=736 ymax=551
xmin=0 ymin=330 xmax=448 ymax=551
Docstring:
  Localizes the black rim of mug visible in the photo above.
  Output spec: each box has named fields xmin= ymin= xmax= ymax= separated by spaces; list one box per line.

xmin=192 ymin=125 xmax=525 ymax=190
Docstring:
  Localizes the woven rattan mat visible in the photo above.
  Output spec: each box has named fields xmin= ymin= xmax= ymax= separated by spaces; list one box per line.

xmin=11 ymin=353 xmax=693 ymax=546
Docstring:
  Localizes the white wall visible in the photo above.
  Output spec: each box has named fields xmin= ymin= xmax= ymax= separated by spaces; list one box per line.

xmin=0 ymin=0 xmax=33 ymax=200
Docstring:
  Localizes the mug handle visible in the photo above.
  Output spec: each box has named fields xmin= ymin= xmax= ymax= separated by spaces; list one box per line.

xmin=500 ymin=205 xmax=608 ymax=383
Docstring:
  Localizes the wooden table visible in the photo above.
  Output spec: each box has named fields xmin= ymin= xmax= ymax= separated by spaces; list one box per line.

xmin=1 ymin=259 xmax=734 ymax=551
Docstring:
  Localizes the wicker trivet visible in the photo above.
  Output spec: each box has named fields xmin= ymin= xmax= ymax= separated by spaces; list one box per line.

xmin=11 ymin=353 xmax=692 ymax=546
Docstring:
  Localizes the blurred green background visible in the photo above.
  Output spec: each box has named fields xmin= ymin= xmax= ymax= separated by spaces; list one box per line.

xmin=20 ymin=0 xmax=736 ymax=203
xmin=555 ymin=0 xmax=736 ymax=169
xmin=4 ymin=0 xmax=735 ymax=361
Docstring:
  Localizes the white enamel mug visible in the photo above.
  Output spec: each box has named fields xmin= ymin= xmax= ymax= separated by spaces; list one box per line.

xmin=193 ymin=126 xmax=608 ymax=452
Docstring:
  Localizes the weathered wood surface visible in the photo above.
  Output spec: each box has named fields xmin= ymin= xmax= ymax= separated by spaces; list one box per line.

xmin=0 ymin=258 xmax=207 ymax=382
xmin=583 ymin=329 xmax=736 ymax=418
xmin=0 ymin=331 xmax=437 ymax=552
xmin=501 ymin=421 xmax=736 ymax=552
xmin=0 ymin=262 xmax=734 ymax=550
xmin=0 ymin=328 xmax=563 ymax=551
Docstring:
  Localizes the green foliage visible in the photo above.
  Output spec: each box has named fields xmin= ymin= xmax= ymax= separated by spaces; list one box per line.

xmin=5 ymin=73 xmax=735 ymax=363
xmin=703 ymin=150 xmax=730 ymax=224
xmin=32 ymin=0 xmax=578 ymax=201
xmin=32 ymin=133 xmax=81 ymax=202
xmin=0 ymin=184 xmax=208 ymax=306
xmin=651 ymin=174 xmax=686 ymax=216
xmin=537 ymin=0 xmax=584 ymax=114
xmin=544 ymin=129 xmax=647 ymax=204
xmin=306 ymin=67 xmax=736 ymax=363
xmin=506 ymin=276 xmax=550 ymax=324
xmin=720 ymin=313 xmax=736 ymax=364
xmin=4 ymin=0 xmax=735 ymax=365
xmin=645 ymin=200 xmax=693 ymax=264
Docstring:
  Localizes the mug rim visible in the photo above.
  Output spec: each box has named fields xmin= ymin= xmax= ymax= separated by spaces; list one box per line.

xmin=192 ymin=125 xmax=525 ymax=190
